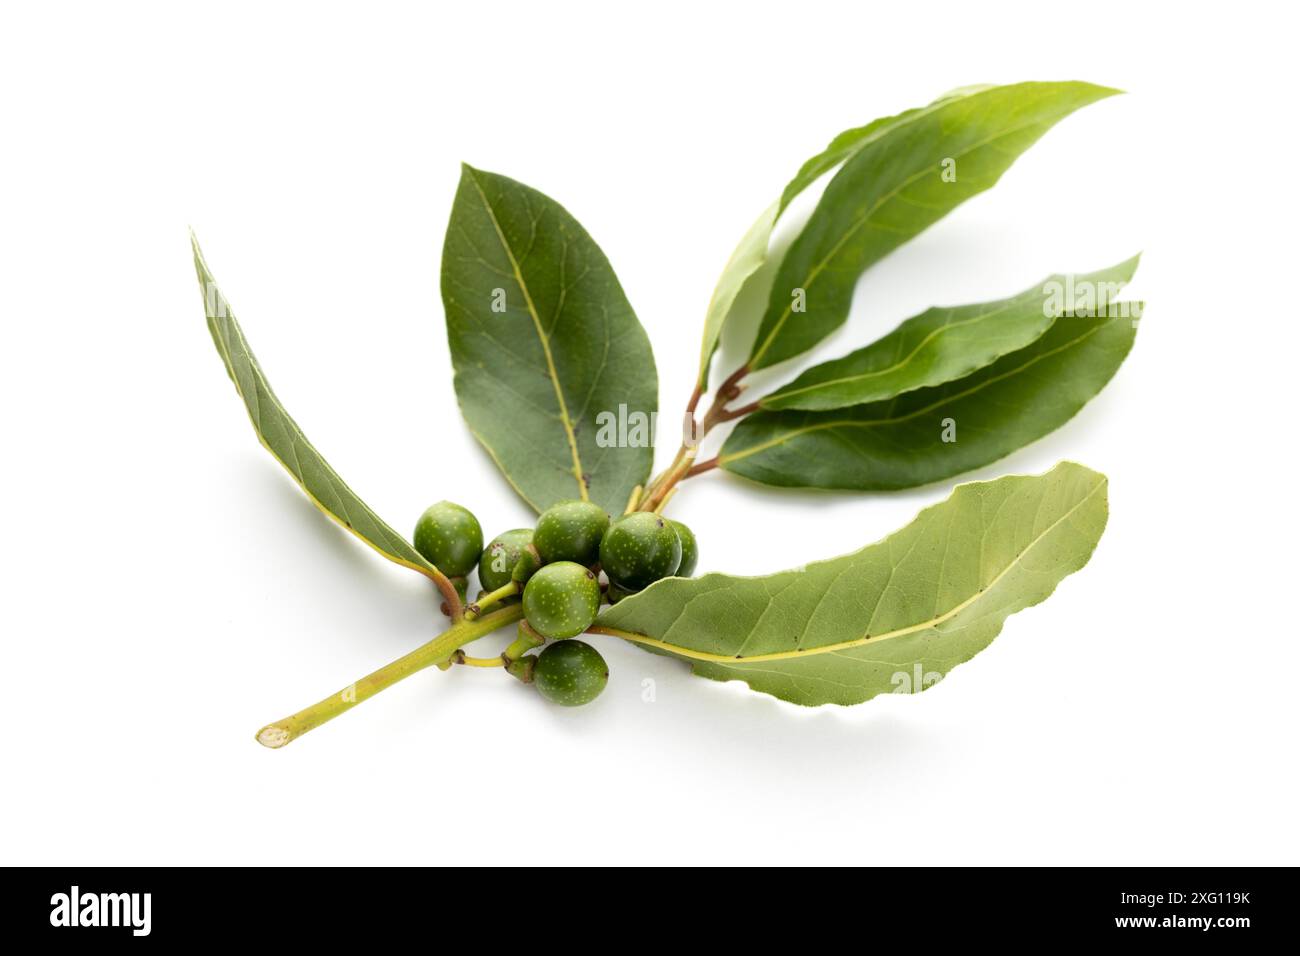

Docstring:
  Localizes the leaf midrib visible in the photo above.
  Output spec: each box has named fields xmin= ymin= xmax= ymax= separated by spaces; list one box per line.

xmin=725 ymin=319 xmax=1112 ymax=465
xmin=765 ymin=296 xmax=1032 ymax=405
xmin=594 ymin=477 xmax=1104 ymax=664
xmin=464 ymin=168 xmax=590 ymax=502
xmin=750 ymin=97 xmax=1072 ymax=368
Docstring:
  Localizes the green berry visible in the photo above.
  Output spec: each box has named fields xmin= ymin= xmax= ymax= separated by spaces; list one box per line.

xmin=478 ymin=528 xmax=533 ymax=592
xmin=670 ymin=519 xmax=698 ymax=577
xmin=511 ymin=545 xmax=542 ymax=585
xmin=534 ymin=500 xmax=609 ymax=566
xmin=413 ymin=501 xmax=483 ymax=576
xmin=533 ymin=640 xmax=608 ymax=706
xmin=600 ymin=512 xmax=682 ymax=592
xmin=522 ymin=561 xmax=601 ymax=640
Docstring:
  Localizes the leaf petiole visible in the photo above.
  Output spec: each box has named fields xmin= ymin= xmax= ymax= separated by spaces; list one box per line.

xmin=685 ymin=456 xmax=719 ymax=479
xmin=702 ymin=398 xmax=760 ymax=430
xmin=437 ymin=574 xmax=466 ymax=621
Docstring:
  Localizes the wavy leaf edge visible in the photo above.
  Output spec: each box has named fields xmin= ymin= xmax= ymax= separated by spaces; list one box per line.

xmin=594 ymin=461 xmax=1109 ymax=705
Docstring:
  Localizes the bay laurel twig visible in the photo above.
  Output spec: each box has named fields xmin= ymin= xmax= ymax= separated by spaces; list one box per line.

xmin=256 ymin=603 xmax=525 ymax=749
xmin=639 ymin=363 xmax=758 ymax=509
xmin=685 ymin=456 xmax=719 ymax=479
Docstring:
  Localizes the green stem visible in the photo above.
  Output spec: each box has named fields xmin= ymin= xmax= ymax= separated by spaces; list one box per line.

xmin=652 ymin=487 xmax=678 ymax=515
xmin=506 ymin=656 xmax=536 ymax=683
xmin=465 ymin=581 xmax=520 ymax=620
xmin=452 ymin=651 xmax=507 ymax=667
xmin=503 ymin=620 xmax=546 ymax=663
xmin=256 ymin=603 xmax=525 ymax=749
xmin=641 ymin=448 xmax=696 ymax=513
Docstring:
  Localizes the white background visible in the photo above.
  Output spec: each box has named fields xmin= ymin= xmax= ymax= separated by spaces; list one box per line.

xmin=2 ymin=1 xmax=1296 ymax=866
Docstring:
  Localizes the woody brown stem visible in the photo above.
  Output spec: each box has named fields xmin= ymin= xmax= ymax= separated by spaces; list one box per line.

xmin=705 ymin=400 xmax=760 ymax=427
xmin=699 ymin=365 xmax=751 ymax=432
xmin=684 ymin=456 xmax=719 ymax=479
xmin=685 ymin=384 xmax=703 ymax=415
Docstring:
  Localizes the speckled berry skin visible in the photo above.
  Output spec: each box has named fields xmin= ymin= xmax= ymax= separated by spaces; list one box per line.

xmin=669 ymin=519 xmax=698 ymax=577
xmin=478 ymin=528 xmax=533 ymax=592
xmin=413 ymin=501 xmax=483 ymax=576
xmin=533 ymin=640 xmax=608 ymax=706
xmin=533 ymin=500 xmax=609 ymax=566
xmin=522 ymin=561 xmax=601 ymax=639
xmin=600 ymin=512 xmax=682 ymax=591
xmin=510 ymin=545 xmax=542 ymax=584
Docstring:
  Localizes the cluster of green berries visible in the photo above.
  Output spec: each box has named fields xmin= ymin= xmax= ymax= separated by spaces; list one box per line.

xmin=411 ymin=498 xmax=697 ymax=706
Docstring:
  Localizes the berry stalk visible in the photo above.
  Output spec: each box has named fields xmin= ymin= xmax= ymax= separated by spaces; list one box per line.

xmin=502 ymin=620 xmax=546 ymax=663
xmin=464 ymin=581 xmax=519 ymax=619
xmin=256 ymin=603 xmax=525 ymax=749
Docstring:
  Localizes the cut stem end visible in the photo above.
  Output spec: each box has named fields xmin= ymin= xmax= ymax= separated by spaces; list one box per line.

xmin=257 ymin=725 xmax=293 ymax=749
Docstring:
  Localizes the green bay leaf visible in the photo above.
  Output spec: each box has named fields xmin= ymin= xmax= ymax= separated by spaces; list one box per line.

xmin=761 ymin=255 xmax=1140 ymax=411
xmin=595 ymin=461 xmax=1108 ymax=706
xmin=191 ymin=236 xmax=447 ymax=583
xmin=442 ymin=165 xmax=657 ymax=514
xmin=695 ymin=92 xmax=975 ymax=389
xmin=696 ymin=199 xmax=779 ymax=389
xmin=720 ymin=307 xmax=1140 ymax=490
xmin=748 ymin=81 xmax=1122 ymax=371
xmin=774 ymin=86 xmax=996 ymax=213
